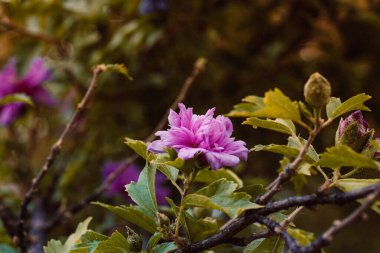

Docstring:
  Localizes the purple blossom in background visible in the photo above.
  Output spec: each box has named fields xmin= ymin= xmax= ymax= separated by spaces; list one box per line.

xmin=0 ymin=57 xmax=55 ymax=125
xmin=148 ymin=103 xmax=248 ymax=170
xmin=138 ymin=0 xmax=167 ymax=15
xmin=101 ymin=161 xmax=170 ymax=205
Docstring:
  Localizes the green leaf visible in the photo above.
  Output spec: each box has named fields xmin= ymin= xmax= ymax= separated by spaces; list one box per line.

xmin=185 ymin=214 xmax=219 ymax=242
xmin=248 ymin=88 xmax=301 ymax=122
xmin=335 ymin=179 xmax=380 ymax=191
xmin=125 ymin=138 xmax=148 ymax=159
xmin=328 ymin=94 xmax=371 ymax=120
xmin=126 ymin=164 xmax=158 ymax=216
xmin=100 ymin=63 xmax=133 ymax=80
xmin=0 ymin=94 xmax=33 ymax=106
xmin=298 ymin=101 xmax=312 ymax=119
xmin=236 ymin=184 xmax=265 ymax=199
xmin=194 ymin=168 xmax=243 ymax=188
xmin=227 ymin=96 xmax=264 ymax=117
xmin=147 ymin=233 xmax=162 ymax=253
xmin=287 ymin=136 xmax=319 ymax=162
xmin=335 ymin=179 xmax=380 ymax=215
xmin=287 ymin=228 xmax=314 ymax=246
xmin=317 ymin=145 xmax=380 ymax=169
xmin=326 ymin=97 xmax=341 ymax=118
xmin=243 ymin=117 xmax=296 ymax=135
xmin=165 ymin=197 xmax=190 ymax=238
xmin=244 ymin=236 xmax=285 ymax=253
xmin=93 ymin=202 xmax=157 ymax=233
xmin=44 ymin=217 xmax=92 ymax=253
xmin=93 ymin=230 xmax=133 ymax=253
xmin=184 ymin=179 xmax=262 ymax=218
xmin=0 ymin=244 xmax=20 ymax=253
xmin=69 ymin=230 xmax=108 ymax=253
xmin=152 ymin=242 xmax=178 ymax=253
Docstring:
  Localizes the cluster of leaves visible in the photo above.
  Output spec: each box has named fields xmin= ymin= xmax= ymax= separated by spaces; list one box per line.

xmin=40 ymin=82 xmax=380 ymax=253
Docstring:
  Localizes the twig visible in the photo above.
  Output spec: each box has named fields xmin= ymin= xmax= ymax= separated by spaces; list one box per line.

xmin=0 ymin=17 xmax=68 ymax=57
xmin=0 ymin=198 xmax=16 ymax=237
xmin=43 ymin=57 xmax=207 ymax=231
xmin=173 ymin=184 xmax=380 ymax=253
xmin=14 ymin=65 xmax=106 ymax=252
xmin=259 ymin=121 xmax=323 ymax=204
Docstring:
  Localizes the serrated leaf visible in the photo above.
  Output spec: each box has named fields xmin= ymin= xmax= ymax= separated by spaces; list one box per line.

xmin=94 ymin=231 xmax=132 ymax=253
xmin=100 ymin=64 xmax=133 ymax=80
xmin=244 ymin=236 xmax=285 ymax=253
xmin=243 ymin=117 xmax=296 ymax=135
xmin=93 ymin=202 xmax=156 ymax=233
xmin=329 ymin=94 xmax=371 ymax=120
xmin=185 ymin=215 xmax=219 ymax=242
xmin=44 ymin=217 xmax=92 ymax=253
xmin=0 ymin=94 xmax=34 ymax=106
xmin=317 ymin=145 xmax=380 ymax=169
xmin=287 ymin=136 xmax=319 ymax=162
xmin=125 ymin=164 xmax=158 ymax=216
xmin=184 ymin=179 xmax=262 ymax=218
xmin=194 ymin=168 xmax=243 ymax=188
xmin=326 ymin=97 xmax=341 ymax=118
xmin=152 ymin=242 xmax=177 ymax=253
xmin=125 ymin=138 xmax=148 ymax=158
xmin=248 ymin=88 xmax=301 ymax=122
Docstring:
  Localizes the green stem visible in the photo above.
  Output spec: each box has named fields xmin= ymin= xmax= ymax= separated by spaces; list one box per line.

xmin=341 ymin=167 xmax=361 ymax=179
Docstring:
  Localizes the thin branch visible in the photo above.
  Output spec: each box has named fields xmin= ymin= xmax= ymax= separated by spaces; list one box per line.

xmin=0 ymin=17 xmax=68 ymax=57
xmin=259 ymin=121 xmax=323 ymax=204
xmin=173 ymin=184 xmax=380 ymax=253
xmin=0 ymin=198 xmax=16 ymax=237
xmin=14 ymin=65 xmax=106 ymax=252
xmin=43 ymin=57 xmax=207 ymax=231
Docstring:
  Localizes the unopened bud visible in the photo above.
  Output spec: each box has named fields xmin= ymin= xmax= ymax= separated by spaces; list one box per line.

xmin=304 ymin=73 xmax=331 ymax=108
xmin=336 ymin=110 xmax=374 ymax=153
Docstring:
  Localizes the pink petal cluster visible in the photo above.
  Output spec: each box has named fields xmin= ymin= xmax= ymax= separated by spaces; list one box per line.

xmin=0 ymin=57 xmax=55 ymax=125
xmin=148 ymin=103 xmax=248 ymax=170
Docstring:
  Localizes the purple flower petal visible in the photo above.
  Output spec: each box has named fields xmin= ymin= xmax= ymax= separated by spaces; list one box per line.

xmin=149 ymin=103 xmax=248 ymax=170
xmin=0 ymin=103 xmax=24 ymax=125
xmin=20 ymin=57 xmax=52 ymax=88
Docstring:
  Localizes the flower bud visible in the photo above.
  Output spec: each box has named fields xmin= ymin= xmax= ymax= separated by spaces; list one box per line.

xmin=303 ymin=72 xmax=331 ymax=108
xmin=335 ymin=110 xmax=374 ymax=153
xmin=156 ymin=212 xmax=171 ymax=227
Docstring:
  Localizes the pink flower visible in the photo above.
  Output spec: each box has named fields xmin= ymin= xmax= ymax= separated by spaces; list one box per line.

xmin=0 ymin=57 xmax=55 ymax=125
xmin=148 ymin=103 xmax=248 ymax=170
xmin=102 ymin=161 xmax=170 ymax=205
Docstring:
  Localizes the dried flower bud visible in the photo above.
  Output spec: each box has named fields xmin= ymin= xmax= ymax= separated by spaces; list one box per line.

xmin=303 ymin=72 xmax=331 ymax=108
xmin=335 ymin=111 xmax=374 ymax=153
xmin=157 ymin=212 xmax=171 ymax=227
xmin=125 ymin=226 xmax=142 ymax=252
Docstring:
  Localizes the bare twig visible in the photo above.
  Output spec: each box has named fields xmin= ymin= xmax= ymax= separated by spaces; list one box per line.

xmin=0 ymin=17 xmax=68 ymax=57
xmin=43 ymin=57 xmax=207 ymax=231
xmin=14 ymin=65 xmax=106 ymax=252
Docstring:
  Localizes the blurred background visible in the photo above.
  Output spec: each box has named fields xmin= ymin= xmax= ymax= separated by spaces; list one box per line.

xmin=1 ymin=0 xmax=380 ymax=252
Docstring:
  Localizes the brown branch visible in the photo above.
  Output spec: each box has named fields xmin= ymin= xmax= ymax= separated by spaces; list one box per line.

xmin=174 ymin=184 xmax=380 ymax=253
xmin=14 ymin=65 xmax=106 ymax=252
xmin=0 ymin=198 xmax=16 ymax=237
xmin=0 ymin=17 xmax=68 ymax=58
xmin=43 ymin=57 xmax=207 ymax=231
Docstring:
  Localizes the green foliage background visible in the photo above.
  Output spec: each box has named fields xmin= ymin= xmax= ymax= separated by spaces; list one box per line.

xmin=1 ymin=0 xmax=380 ymax=252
